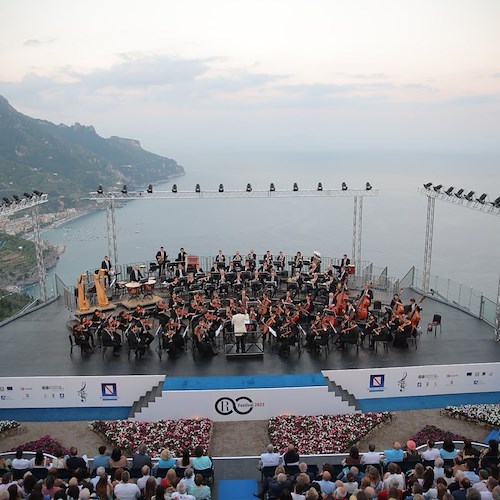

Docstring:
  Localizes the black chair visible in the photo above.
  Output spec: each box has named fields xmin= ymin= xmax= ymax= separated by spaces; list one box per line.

xmin=129 ymin=467 xmax=142 ymax=479
xmin=56 ymin=468 xmax=73 ymax=479
xmin=427 ymin=314 xmax=442 ymax=336
xmin=11 ymin=468 xmax=28 ymax=480
xmin=284 ymin=464 xmax=300 ymax=476
xmin=194 ymin=467 xmax=214 ymax=485
xmin=155 ymin=467 xmax=170 ymax=478
xmin=31 ymin=467 xmax=49 ymax=480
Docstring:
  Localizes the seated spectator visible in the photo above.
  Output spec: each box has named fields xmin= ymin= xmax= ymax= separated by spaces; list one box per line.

xmin=452 ymin=478 xmax=471 ymax=500
xmin=131 ymin=444 xmax=152 ymax=471
xmin=317 ymin=471 xmax=335 ymax=497
xmin=405 ymin=441 xmax=421 ymax=465
xmin=443 ymin=467 xmax=455 ymax=487
xmin=160 ymin=468 xmax=178 ymax=490
xmin=259 ymin=444 xmax=282 ymax=470
xmin=137 ymin=466 xmax=152 ymax=492
xmin=362 ymin=445 xmax=382 ymax=467
xmin=407 ymin=463 xmax=425 ymax=489
xmin=378 ymin=485 xmax=403 ymax=500
xmin=459 ymin=440 xmax=481 ymax=461
xmin=472 ymin=470 xmax=489 ymax=493
xmin=293 ymin=472 xmax=311 ymax=498
xmin=92 ymin=446 xmax=110 ymax=471
xmin=384 ymin=443 xmax=404 ymax=465
xmin=422 ymin=469 xmax=435 ymax=493
xmin=11 ymin=450 xmax=31 ymax=470
xmin=143 ymin=477 xmax=157 ymax=500
xmin=109 ymin=448 xmax=128 ymax=470
xmin=50 ymin=449 xmax=67 ymax=470
xmin=364 ymin=486 xmax=378 ymax=500
xmin=42 ymin=474 xmax=61 ymax=498
xmin=176 ymin=449 xmax=193 ymax=470
xmin=441 ymin=440 xmax=459 ymax=460
xmin=0 ymin=472 xmax=23 ymax=496
xmin=425 ymin=476 xmax=449 ymax=499
xmin=463 ymin=462 xmax=479 ymax=485
xmin=255 ymin=465 xmax=286 ymax=498
xmin=90 ymin=467 xmax=109 ymax=488
xmin=422 ymin=441 xmax=441 ymax=463
xmin=191 ymin=446 xmax=212 ymax=471
xmin=30 ymin=450 xmax=50 ymax=469
xmin=383 ymin=464 xmax=405 ymax=491
xmin=113 ymin=471 xmax=140 ymax=500
xmin=294 ymin=463 xmax=315 ymax=483
xmin=479 ymin=440 xmax=499 ymax=470
xmin=187 ymin=474 xmax=211 ymax=499
xmin=179 ymin=468 xmax=195 ymax=490
xmin=366 ymin=465 xmax=383 ymax=493
xmin=407 ymin=482 xmax=424 ymax=500
xmin=334 ymin=486 xmax=348 ymax=499
xmin=434 ymin=458 xmax=446 ymax=480
xmin=65 ymin=448 xmax=88 ymax=475
xmin=343 ymin=472 xmax=359 ymax=495
xmin=481 ymin=478 xmax=498 ymax=500
xmin=453 ymin=458 xmax=466 ymax=478
xmin=95 ymin=473 xmax=113 ymax=500
xmin=283 ymin=445 xmax=300 ymax=468
xmin=344 ymin=447 xmax=362 ymax=467
xmin=157 ymin=449 xmax=177 ymax=470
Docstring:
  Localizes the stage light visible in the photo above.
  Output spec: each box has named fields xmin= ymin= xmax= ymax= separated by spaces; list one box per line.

xmin=2 ymin=197 xmax=11 ymax=205
xmin=33 ymin=190 xmax=43 ymax=196
xmin=293 ymin=182 xmax=299 ymax=192
xmin=23 ymin=192 xmax=33 ymax=199
xmin=218 ymin=184 xmax=224 ymax=193
xmin=246 ymin=183 xmax=252 ymax=192
xmin=465 ymin=191 xmax=474 ymax=201
xmin=476 ymin=193 xmax=487 ymax=204
xmin=147 ymin=184 xmax=153 ymax=194
xmin=341 ymin=182 xmax=348 ymax=191
xmin=12 ymin=195 xmax=21 ymax=202
xmin=366 ymin=182 xmax=372 ymax=191
xmin=269 ymin=183 xmax=275 ymax=192
xmin=172 ymin=184 xmax=177 ymax=193
xmin=121 ymin=185 xmax=128 ymax=194
xmin=423 ymin=182 xmax=432 ymax=189
xmin=433 ymin=184 xmax=442 ymax=192
xmin=444 ymin=187 xmax=454 ymax=195
xmin=455 ymin=188 xmax=464 ymax=198
xmin=97 ymin=185 xmax=103 ymax=195
xmin=195 ymin=184 xmax=201 ymax=193
xmin=491 ymin=196 xmax=500 ymax=208
xmin=317 ymin=182 xmax=323 ymax=191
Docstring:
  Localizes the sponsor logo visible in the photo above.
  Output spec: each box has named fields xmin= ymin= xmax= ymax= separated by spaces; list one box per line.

xmin=215 ymin=396 xmax=255 ymax=415
xmin=369 ymin=374 xmax=385 ymax=392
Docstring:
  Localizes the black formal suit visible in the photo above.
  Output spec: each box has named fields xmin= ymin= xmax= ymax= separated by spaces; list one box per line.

xmin=129 ymin=268 xmax=143 ymax=282
xmin=101 ymin=259 xmax=112 ymax=285
xmin=156 ymin=250 xmax=168 ymax=275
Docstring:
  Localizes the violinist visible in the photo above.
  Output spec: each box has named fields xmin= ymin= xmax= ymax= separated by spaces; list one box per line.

xmin=162 ymin=318 xmax=184 ymax=358
xmin=132 ymin=305 xmax=147 ymax=320
xmin=257 ymin=292 xmax=271 ymax=316
xmin=102 ymin=322 xmax=122 ymax=356
xmin=305 ymin=312 xmax=322 ymax=352
xmin=137 ymin=317 xmax=154 ymax=347
xmin=262 ymin=307 xmax=277 ymax=344
xmin=128 ymin=324 xmax=146 ymax=358
xmin=393 ymin=315 xmax=413 ymax=348
xmin=337 ymin=318 xmax=361 ymax=351
xmin=369 ymin=317 xmax=391 ymax=348
xmin=194 ymin=318 xmax=218 ymax=357
xmin=299 ymin=294 xmax=314 ymax=322
xmin=310 ymin=312 xmax=329 ymax=354
xmin=261 ymin=250 xmax=273 ymax=271
xmin=73 ymin=319 xmax=93 ymax=354
xmin=361 ymin=313 xmax=378 ymax=346
xmin=282 ymin=290 xmax=294 ymax=306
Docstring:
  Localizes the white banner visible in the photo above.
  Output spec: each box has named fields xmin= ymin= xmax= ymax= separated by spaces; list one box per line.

xmin=0 ymin=375 xmax=165 ymax=408
xmin=132 ymin=386 xmax=356 ymax=422
xmin=322 ymin=363 xmax=499 ymax=400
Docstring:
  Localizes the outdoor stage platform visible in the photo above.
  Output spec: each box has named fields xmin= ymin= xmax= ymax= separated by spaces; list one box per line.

xmin=0 ymin=289 xmax=498 ymax=379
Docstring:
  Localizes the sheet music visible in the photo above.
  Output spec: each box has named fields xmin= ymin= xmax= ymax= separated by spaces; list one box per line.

xmin=215 ymin=324 xmax=223 ymax=337
xmin=269 ymin=326 xmax=277 ymax=337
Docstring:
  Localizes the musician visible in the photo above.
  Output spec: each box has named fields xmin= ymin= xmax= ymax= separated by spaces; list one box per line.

xmin=407 ymin=298 xmax=422 ymax=316
xmin=275 ymin=251 xmax=286 ymax=271
xmin=102 ymin=323 xmax=122 ymax=356
xmin=129 ymin=265 xmax=143 ymax=282
xmin=214 ymin=249 xmax=226 ymax=270
xmin=231 ymin=307 xmax=249 ymax=353
xmin=156 ymin=301 xmax=171 ymax=327
xmin=127 ymin=325 xmax=146 ymax=358
xmin=287 ymin=271 xmax=303 ymax=293
xmin=101 ymin=256 xmax=113 ymax=286
xmin=388 ymin=293 xmax=404 ymax=320
xmin=393 ymin=315 xmax=413 ymax=348
xmin=261 ymin=250 xmax=273 ymax=271
xmin=309 ymin=251 xmax=322 ymax=273
xmin=239 ymin=289 xmax=250 ymax=311
xmin=308 ymin=312 xmax=329 ymax=354
xmin=177 ymin=247 xmax=187 ymax=263
xmin=341 ymin=254 xmax=350 ymax=268
xmin=339 ymin=266 xmax=348 ymax=285
xmin=337 ymin=318 xmax=361 ymax=350
xmin=162 ymin=318 xmax=184 ymax=359
xmin=174 ymin=263 xmax=186 ymax=279
xmin=194 ymin=318 xmax=218 ymax=357
xmin=73 ymin=319 xmax=93 ymax=354
xmin=155 ymin=246 xmax=168 ymax=276
xmin=369 ymin=317 xmax=392 ymax=348
xmin=233 ymin=250 xmax=243 ymax=267
xmin=291 ymin=251 xmax=303 ymax=274
xmin=361 ymin=313 xmax=378 ymax=346
xmin=246 ymin=249 xmax=257 ymax=271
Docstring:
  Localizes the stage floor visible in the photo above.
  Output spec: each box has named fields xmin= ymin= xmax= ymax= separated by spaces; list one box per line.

xmin=0 ymin=289 xmax=498 ymax=379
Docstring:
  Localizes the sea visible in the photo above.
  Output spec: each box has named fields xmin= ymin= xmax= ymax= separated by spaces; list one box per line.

xmin=41 ymin=150 xmax=500 ymax=300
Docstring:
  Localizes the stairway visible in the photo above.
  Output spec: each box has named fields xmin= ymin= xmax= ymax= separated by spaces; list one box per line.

xmin=326 ymin=379 xmax=361 ymax=412
xmin=128 ymin=381 xmax=164 ymax=419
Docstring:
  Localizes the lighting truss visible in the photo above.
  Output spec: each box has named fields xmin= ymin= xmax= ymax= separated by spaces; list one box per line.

xmin=0 ymin=193 xmax=49 ymax=216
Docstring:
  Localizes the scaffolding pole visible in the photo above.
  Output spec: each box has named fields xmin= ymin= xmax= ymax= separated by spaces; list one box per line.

xmin=422 ymin=194 xmax=435 ymax=293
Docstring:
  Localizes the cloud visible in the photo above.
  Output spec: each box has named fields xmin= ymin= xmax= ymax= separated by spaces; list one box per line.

xmin=23 ymin=38 xmax=56 ymax=47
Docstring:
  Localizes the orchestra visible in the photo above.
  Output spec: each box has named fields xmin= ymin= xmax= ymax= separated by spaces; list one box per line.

xmin=73 ymin=248 xmax=426 ymax=360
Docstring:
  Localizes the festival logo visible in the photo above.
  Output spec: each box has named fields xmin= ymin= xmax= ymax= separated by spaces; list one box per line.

xmin=215 ymin=396 xmax=254 ymax=415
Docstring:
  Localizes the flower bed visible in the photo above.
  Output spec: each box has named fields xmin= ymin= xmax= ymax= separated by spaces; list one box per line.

xmin=0 ymin=420 xmax=20 ymax=435
xmin=441 ymin=404 xmax=500 ymax=428
xmin=89 ymin=419 xmax=213 ymax=457
xmin=268 ymin=412 xmax=392 ymax=455
xmin=408 ymin=425 xmax=469 ymax=446
xmin=10 ymin=435 xmax=69 ymax=456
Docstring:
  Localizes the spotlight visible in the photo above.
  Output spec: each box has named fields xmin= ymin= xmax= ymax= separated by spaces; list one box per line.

xmin=246 ymin=183 xmax=252 ymax=192
xmin=465 ymin=191 xmax=474 ymax=201
xmin=433 ymin=184 xmax=442 ymax=191
xmin=455 ymin=188 xmax=464 ymax=198
xmin=476 ymin=193 xmax=487 ymax=204
xmin=195 ymin=184 xmax=201 ymax=193
xmin=269 ymin=183 xmax=275 ymax=192
xmin=12 ymin=195 xmax=21 ymax=202
xmin=33 ymin=190 xmax=43 ymax=196
xmin=172 ymin=184 xmax=177 ymax=193
xmin=341 ymin=182 xmax=348 ymax=191
xmin=423 ymin=182 xmax=432 ymax=189
xmin=23 ymin=192 xmax=33 ymax=199
xmin=444 ymin=186 xmax=454 ymax=196
xmin=146 ymin=184 xmax=153 ymax=194
xmin=97 ymin=185 xmax=103 ymax=195
xmin=218 ymin=184 xmax=224 ymax=193
xmin=2 ymin=197 xmax=11 ymax=205
xmin=365 ymin=182 xmax=372 ymax=191
xmin=317 ymin=182 xmax=323 ymax=191
xmin=293 ymin=183 xmax=299 ymax=192
xmin=121 ymin=185 xmax=128 ymax=194
xmin=491 ymin=196 xmax=500 ymax=208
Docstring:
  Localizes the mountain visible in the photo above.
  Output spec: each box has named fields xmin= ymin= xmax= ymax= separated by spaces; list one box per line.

xmin=0 ymin=96 xmax=184 ymax=210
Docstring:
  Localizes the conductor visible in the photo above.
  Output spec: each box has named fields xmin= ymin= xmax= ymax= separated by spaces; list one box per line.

xmin=232 ymin=307 xmax=250 ymax=353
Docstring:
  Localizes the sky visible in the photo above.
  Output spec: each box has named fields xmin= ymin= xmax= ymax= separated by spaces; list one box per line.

xmin=1 ymin=0 xmax=500 ymax=157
